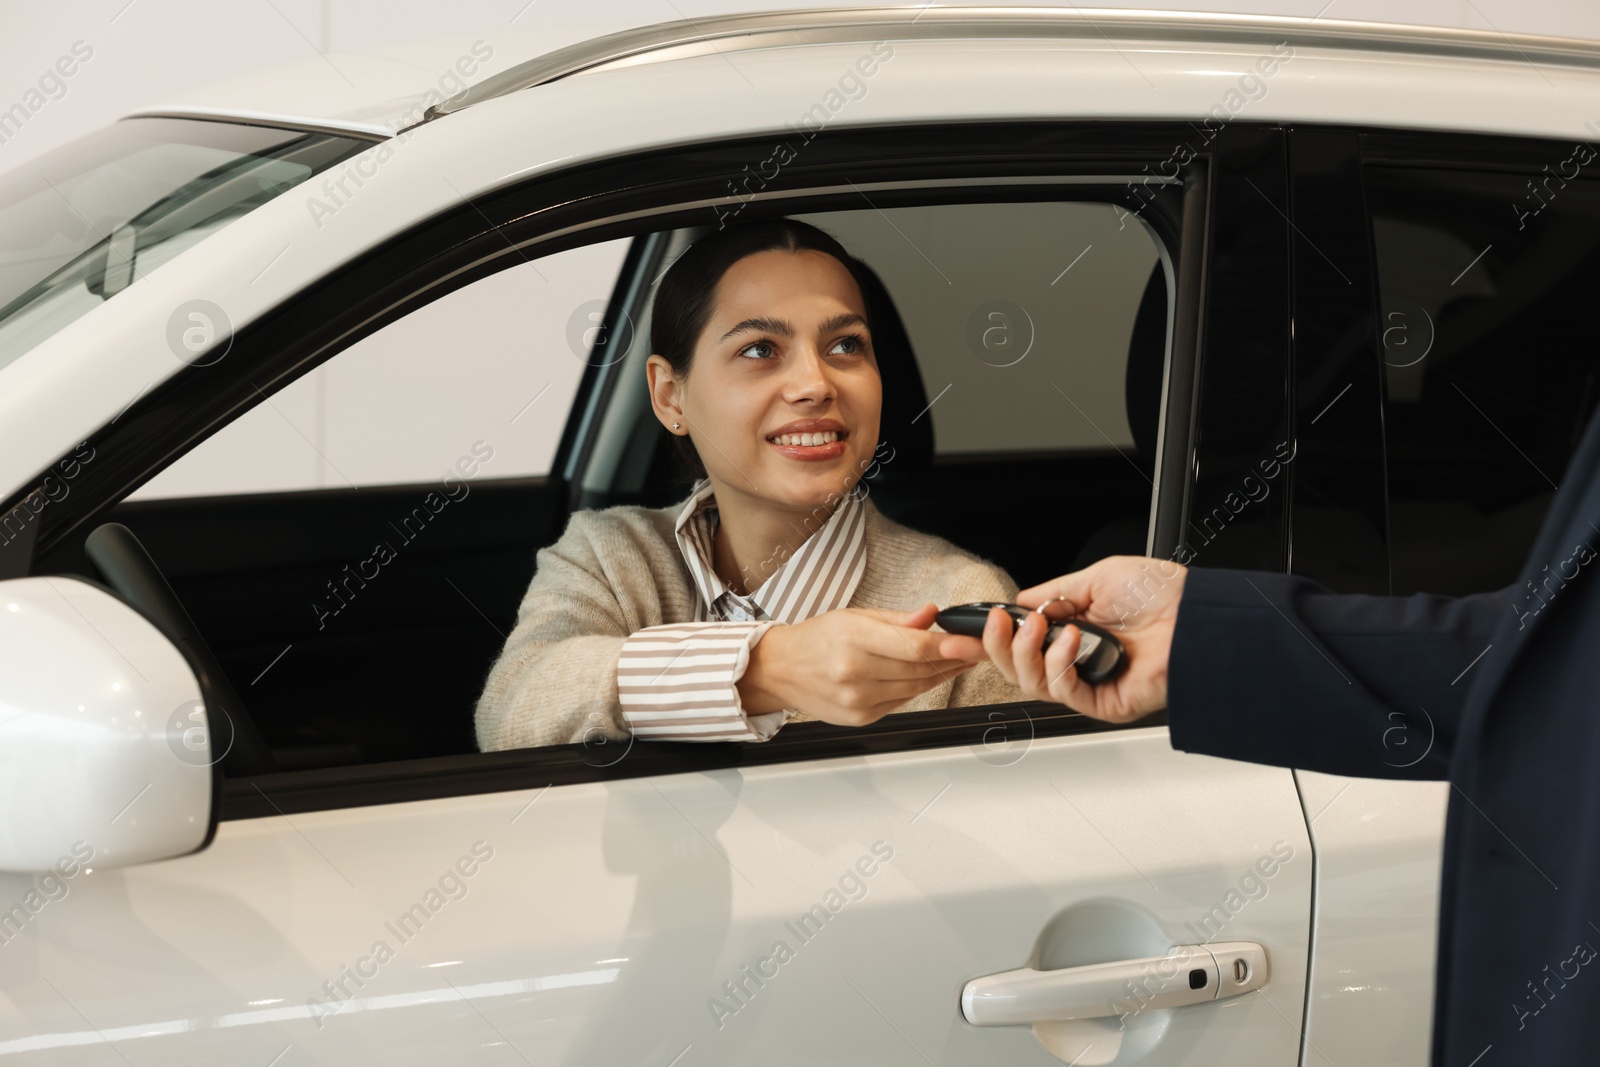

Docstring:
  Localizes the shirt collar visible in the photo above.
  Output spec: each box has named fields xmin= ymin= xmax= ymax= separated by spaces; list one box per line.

xmin=673 ymin=479 xmax=869 ymax=624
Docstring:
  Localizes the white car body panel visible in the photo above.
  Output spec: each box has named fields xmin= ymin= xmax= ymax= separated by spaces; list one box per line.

xmin=0 ymin=731 xmax=1311 ymax=1064
xmin=1295 ymin=772 xmax=1451 ymax=1067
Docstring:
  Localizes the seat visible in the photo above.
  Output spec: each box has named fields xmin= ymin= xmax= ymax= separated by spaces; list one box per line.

xmin=868 ymin=260 xmax=1165 ymax=584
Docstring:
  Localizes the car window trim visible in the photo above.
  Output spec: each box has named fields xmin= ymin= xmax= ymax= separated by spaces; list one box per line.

xmin=223 ymin=704 xmax=1171 ymax=819
xmin=1166 ymin=125 xmax=1294 ymax=576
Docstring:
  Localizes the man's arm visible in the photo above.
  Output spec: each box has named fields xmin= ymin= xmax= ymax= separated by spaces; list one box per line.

xmin=971 ymin=556 xmax=1514 ymax=780
xmin=1166 ymin=567 xmax=1511 ymax=780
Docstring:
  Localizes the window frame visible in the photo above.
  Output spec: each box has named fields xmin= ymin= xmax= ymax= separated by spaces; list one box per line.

xmin=1281 ymin=125 xmax=1389 ymax=594
xmin=9 ymin=119 xmax=1280 ymax=817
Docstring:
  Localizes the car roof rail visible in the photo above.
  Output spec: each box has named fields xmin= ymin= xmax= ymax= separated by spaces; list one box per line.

xmin=407 ymin=4 xmax=1600 ymax=130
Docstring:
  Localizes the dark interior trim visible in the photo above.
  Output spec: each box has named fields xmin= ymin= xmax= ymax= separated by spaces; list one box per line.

xmin=1151 ymin=159 xmax=1211 ymax=559
xmin=0 ymin=488 xmax=45 ymax=580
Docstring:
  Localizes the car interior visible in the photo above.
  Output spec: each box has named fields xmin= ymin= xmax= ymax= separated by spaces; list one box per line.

xmin=35 ymin=197 xmax=1174 ymax=777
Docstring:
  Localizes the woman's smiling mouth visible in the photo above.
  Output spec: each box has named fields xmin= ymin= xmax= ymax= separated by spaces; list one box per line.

xmin=770 ymin=431 xmax=840 ymax=446
xmin=766 ymin=421 xmax=848 ymax=460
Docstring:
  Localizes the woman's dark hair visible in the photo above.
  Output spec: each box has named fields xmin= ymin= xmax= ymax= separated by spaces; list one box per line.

xmin=650 ymin=218 xmax=877 ymax=480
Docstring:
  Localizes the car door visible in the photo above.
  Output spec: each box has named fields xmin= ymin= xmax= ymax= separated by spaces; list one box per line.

xmin=3 ymin=120 xmax=1314 ymax=1065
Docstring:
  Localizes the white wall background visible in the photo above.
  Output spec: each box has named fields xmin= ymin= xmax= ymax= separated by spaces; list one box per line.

xmin=5 ymin=0 xmax=1598 ymax=496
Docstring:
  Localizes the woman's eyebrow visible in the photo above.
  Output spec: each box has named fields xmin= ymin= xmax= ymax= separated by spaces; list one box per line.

xmin=718 ymin=312 xmax=868 ymax=343
xmin=719 ymin=316 xmax=791 ymax=342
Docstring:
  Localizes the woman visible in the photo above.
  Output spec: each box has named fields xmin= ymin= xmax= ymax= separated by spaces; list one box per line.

xmin=474 ymin=218 xmax=1022 ymax=751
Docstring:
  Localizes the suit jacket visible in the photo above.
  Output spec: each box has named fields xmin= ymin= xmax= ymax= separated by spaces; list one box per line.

xmin=1165 ymin=406 xmax=1600 ymax=1064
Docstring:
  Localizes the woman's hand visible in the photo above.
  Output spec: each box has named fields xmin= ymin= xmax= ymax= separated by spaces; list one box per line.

xmin=740 ymin=605 xmax=986 ymax=726
xmin=961 ymin=556 xmax=1185 ymax=724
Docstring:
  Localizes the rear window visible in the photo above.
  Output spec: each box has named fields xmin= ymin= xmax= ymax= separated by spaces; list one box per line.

xmin=0 ymin=116 xmax=368 ymax=369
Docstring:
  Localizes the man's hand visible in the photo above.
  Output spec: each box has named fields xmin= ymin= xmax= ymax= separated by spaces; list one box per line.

xmin=948 ymin=556 xmax=1185 ymax=723
xmin=740 ymin=605 xmax=984 ymax=726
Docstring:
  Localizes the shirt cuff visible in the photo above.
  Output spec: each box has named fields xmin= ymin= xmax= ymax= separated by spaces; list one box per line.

xmin=735 ymin=621 xmax=789 ymax=740
xmin=616 ymin=620 xmax=787 ymax=742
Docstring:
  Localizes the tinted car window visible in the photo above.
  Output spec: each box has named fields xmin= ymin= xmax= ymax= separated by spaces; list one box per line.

xmin=1367 ymin=161 xmax=1600 ymax=595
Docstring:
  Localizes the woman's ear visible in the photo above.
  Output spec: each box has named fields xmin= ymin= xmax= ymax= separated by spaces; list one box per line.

xmin=646 ymin=354 xmax=687 ymax=434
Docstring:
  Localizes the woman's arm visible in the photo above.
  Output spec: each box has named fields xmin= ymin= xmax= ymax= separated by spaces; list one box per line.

xmin=475 ymin=512 xmax=793 ymax=750
xmin=615 ymin=620 xmax=788 ymax=741
xmin=472 ymin=523 xmax=638 ymax=751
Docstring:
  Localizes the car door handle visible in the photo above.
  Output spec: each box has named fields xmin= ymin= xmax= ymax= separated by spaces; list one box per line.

xmin=960 ymin=941 xmax=1269 ymax=1025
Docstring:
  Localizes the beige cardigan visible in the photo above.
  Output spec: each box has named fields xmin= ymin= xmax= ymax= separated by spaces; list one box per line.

xmin=474 ymin=497 xmax=1024 ymax=751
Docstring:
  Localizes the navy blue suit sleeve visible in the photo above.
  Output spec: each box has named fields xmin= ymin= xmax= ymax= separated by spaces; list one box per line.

xmin=1165 ymin=567 xmax=1513 ymax=779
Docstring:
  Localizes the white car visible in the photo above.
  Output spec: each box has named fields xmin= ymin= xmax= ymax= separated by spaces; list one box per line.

xmin=2 ymin=7 xmax=1596 ymax=1064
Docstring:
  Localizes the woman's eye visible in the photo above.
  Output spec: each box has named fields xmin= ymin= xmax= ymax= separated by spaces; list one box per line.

xmin=736 ymin=340 xmax=777 ymax=360
xmin=830 ymin=333 xmax=869 ymax=356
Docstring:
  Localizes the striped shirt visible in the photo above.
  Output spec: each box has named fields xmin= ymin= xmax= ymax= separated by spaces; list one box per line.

xmin=615 ymin=479 xmax=869 ymax=741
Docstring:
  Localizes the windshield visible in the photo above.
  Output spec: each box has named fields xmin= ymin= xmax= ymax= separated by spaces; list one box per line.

xmin=0 ymin=116 xmax=369 ymax=369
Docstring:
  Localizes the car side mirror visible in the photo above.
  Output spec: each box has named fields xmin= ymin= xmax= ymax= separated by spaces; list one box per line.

xmin=0 ymin=575 xmax=215 ymax=873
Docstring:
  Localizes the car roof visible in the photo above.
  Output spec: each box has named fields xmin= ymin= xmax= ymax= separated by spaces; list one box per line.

xmin=129 ymin=5 xmax=1600 ymax=138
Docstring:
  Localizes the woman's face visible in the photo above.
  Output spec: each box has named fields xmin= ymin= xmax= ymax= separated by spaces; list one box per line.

xmin=656 ymin=248 xmax=882 ymax=514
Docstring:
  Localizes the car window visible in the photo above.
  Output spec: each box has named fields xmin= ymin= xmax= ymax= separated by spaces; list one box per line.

xmin=82 ymin=178 xmax=1183 ymax=778
xmin=1366 ymin=162 xmax=1600 ymax=595
xmin=129 ymin=240 xmax=628 ymax=499
xmin=486 ymin=196 xmax=1172 ymax=759
xmin=0 ymin=117 xmax=367 ymax=370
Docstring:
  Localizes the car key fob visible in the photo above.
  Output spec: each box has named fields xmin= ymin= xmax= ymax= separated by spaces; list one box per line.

xmin=934 ymin=602 xmax=1128 ymax=685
